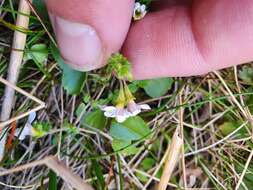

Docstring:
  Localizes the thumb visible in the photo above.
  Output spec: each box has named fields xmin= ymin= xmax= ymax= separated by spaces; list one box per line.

xmin=45 ymin=0 xmax=134 ymax=71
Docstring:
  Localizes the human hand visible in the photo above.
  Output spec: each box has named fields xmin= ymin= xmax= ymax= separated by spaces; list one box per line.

xmin=45 ymin=0 xmax=253 ymax=79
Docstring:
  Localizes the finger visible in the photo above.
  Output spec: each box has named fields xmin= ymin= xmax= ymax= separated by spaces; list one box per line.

xmin=46 ymin=0 xmax=134 ymax=71
xmin=122 ymin=0 xmax=253 ymax=79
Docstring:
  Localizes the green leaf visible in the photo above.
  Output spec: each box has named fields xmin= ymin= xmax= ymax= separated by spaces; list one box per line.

xmin=112 ymin=139 xmax=139 ymax=156
xmin=134 ymin=80 xmax=148 ymax=88
xmin=128 ymin=83 xmax=139 ymax=93
xmin=83 ymin=110 xmax=107 ymax=130
xmin=123 ymin=116 xmax=151 ymax=138
xmin=219 ymin=121 xmax=248 ymax=137
xmin=32 ymin=122 xmax=51 ymax=138
xmin=50 ymin=43 xmax=86 ymax=95
xmin=64 ymin=122 xmax=78 ymax=135
xmin=110 ymin=116 xmax=150 ymax=141
xmin=61 ymin=65 xmax=86 ymax=95
xmin=83 ymin=94 xmax=91 ymax=103
xmin=239 ymin=65 xmax=253 ymax=83
xmin=155 ymin=168 xmax=163 ymax=179
xmin=48 ymin=170 xmax=57 ymax=190
xmin=110 ymin=123 xmax=141 ymax=141
xmin=140 ymin=157 xmax=155 ymax=170
xmin=75 ymin=103 xmax=86 ymax=118
xmin=219 ymin=122 xmax=237 ymax=136
xmin=139 ymin=78 xmax=173 ymax=98
xmin=32 ymin=0 xmax=49 ymax=21
xmin=136 ymin=172 xmax=149 ymax=182
xmin=26 ymin=44 xmax=48 ymax=64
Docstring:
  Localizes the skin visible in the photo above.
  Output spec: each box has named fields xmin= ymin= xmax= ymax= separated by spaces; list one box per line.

xmin=46 ymin=0 xmax=253 ymax=80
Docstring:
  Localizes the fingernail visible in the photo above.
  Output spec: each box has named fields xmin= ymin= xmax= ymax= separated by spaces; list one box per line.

xmin=52 ymin=14 xmax=103 ymax=71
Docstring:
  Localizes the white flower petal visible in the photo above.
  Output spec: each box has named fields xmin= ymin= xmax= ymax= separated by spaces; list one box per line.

xmin=100 ymin=105 xmax=118 ymax=118
xmin=116 ymin=114 xmax=128 ymax=123
xmin=124 ymin=110 xmax=132 ymax=117
xmin=115 ymin=109 xmax=131 ymax=123
xmin=28 ymin=112 xmax=36 ymax=124
xmin=140 ymin=5 xmax=146 ymax=12
xmin=131 ymin=109 xmax=141 ymax=116
xmin=15 ymin=123 xmax=32 ymax=140
xmin=134 ymin=2 xmax=141 ymax=9
xmin=101 ymin=106 xmax=117 ymax=112
xmin=139 ymin=104 xmax=151 ymax=110
xmin=104 ymin=110 xmax=116 ymax=118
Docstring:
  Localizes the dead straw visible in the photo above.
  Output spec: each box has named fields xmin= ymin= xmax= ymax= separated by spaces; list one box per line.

xmin=157 ymin=129 xmax=183 ymax=190
xmin=0 ymin=0 xmax=31 ymax=161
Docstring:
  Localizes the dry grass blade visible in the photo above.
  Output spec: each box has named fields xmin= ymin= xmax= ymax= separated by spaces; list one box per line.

xmin=179 ymin=89 xmax=187 ymax=188
xmin=214 ymin=71 xmax=253 ymax=125
xmin=46 ymin=157 xmax=94 ymax=190
xmin=157 ymin=129 xmax=183 ymax=190
xmin=0 ymin=156 xmax=94 ymax=190
xmin=0 ymin=0 xmax=31 ymax=161
xmin=0 ymin=77 xmax=46 ymax=129
xmin=0 ymin=156 xmax=50 ymax=177
xmin=185 ymin=121 xmax=248 ymax=157
xmin=235 ymin=149 xmax=253 ymax=190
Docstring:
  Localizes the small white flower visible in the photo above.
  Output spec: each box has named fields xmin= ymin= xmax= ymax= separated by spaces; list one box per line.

xmin=27 ymin=111 xmax=36 ymax=124
xmin=15 ymin=112 xmax=36 ymax=140
xmin=15 ymin=123 xmax=32 ymax=140
xmin=127 ymin=101 xmax=151 ymax=116
xmin=133 ymin=2 xmax=147 ymax=21
xmin=101 ymin=106 xmax=131 ymax=123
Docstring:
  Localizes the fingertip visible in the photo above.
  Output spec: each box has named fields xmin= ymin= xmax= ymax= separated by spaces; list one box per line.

xmin=53 ymin=14 xmax=104 ymax=71
xmin=46 ymin=0 xmax=135 ymax=71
